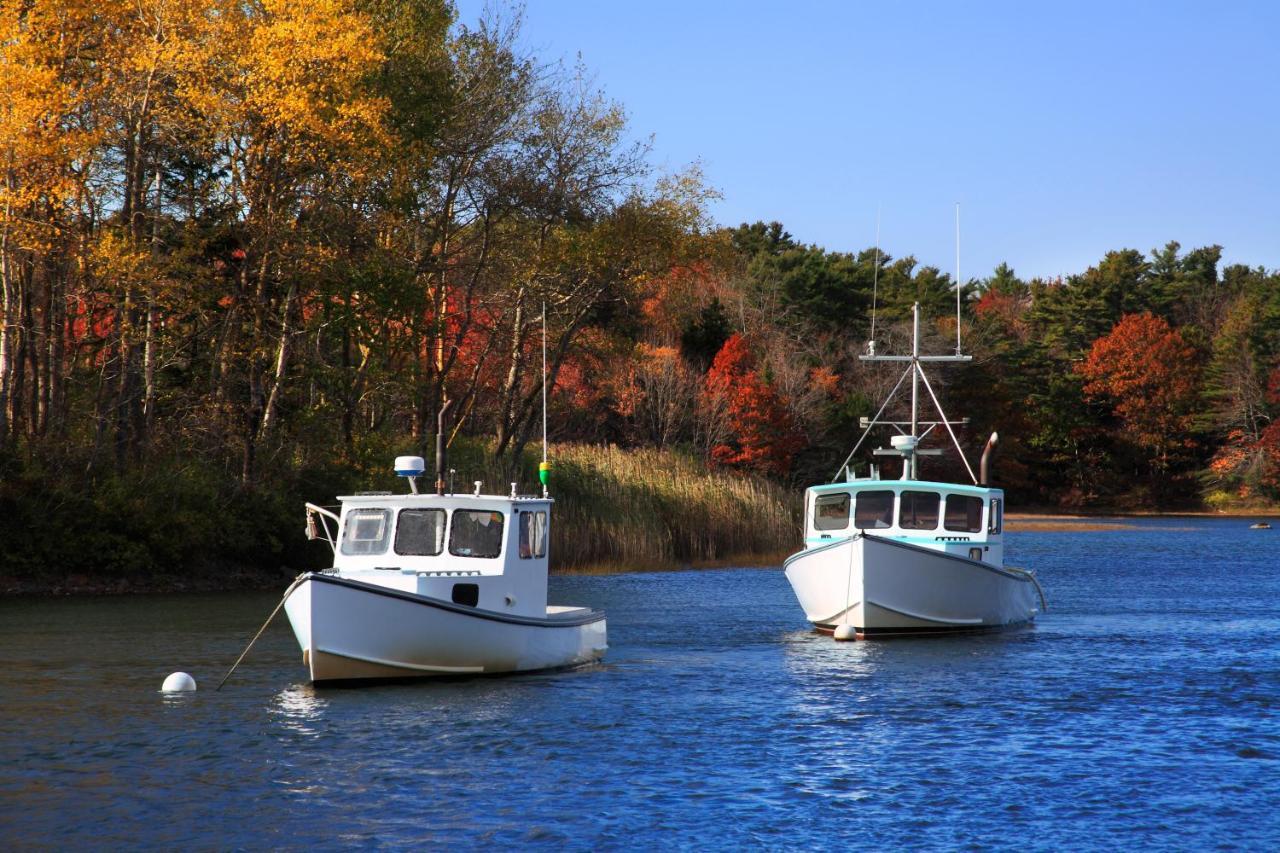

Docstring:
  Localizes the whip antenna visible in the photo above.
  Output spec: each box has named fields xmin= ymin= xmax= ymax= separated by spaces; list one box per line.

xmin=539 ymin=300 xmax=550 ymax=497
xmin=955 ymin=202 xmax=962 ymax=354
xmin=869 ymin=207 xmax=881 ymax=354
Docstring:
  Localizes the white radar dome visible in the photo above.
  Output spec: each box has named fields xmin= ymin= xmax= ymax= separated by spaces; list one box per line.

xmin=394 ymin=456 xmax=426 ymax=477
xmin=890 ymin=435 xmax=919 ymax=451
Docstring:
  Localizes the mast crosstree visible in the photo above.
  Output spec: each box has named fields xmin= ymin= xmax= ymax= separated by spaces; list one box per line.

xmin=833 ymin=302 xmax=975 ymax=483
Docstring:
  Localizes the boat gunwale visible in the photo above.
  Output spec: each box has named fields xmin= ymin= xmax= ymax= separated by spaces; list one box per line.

xmin=293 ymin=572 xmax=606 ymax=628
xmin=784 ymin=531 xmax=1034 ymax=582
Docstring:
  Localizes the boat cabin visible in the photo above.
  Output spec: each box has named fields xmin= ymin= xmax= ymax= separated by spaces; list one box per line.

xmin=803 ymin=478 xmax=1004 ymax=566
xmin=308 ymin=489 xmax=553 ymax=619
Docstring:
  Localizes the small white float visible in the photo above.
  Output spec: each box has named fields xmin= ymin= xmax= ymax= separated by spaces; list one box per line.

xmin=161 ymin=672 xmax=197 ymax=692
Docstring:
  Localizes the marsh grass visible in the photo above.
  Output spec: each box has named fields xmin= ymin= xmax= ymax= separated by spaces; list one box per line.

xmin=452 ymin=443 xmax=801 ymax=573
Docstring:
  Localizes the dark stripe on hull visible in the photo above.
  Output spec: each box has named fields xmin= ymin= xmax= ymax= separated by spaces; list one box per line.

xmin=311 ymin=660 xmax=603 ymax=689
xmin=814 ymin=619 xmax=1032 ymax=639
xmin=300 ymin=573 xmax=605 ymax=628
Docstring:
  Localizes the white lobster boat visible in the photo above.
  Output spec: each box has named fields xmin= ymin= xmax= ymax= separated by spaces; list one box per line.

xmin=784 ymin=303 xmax=1044 ymax=639
xmin=283 ymin=457 xmax=606 ymax=682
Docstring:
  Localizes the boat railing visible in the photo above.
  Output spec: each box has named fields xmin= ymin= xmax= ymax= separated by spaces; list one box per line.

xmin=305 ymin=503 xmax=340 ymax=554
xmin=1005 ymin=565 xmax=1048 ymax=612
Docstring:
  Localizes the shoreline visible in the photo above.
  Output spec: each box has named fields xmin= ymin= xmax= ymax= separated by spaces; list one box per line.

xmin=6 ymin=508 xmax=1276 ymax=597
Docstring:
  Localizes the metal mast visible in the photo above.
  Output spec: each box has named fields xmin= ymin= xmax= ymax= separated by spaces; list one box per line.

xmin=832 ymin=302 xmax=976 ymax=483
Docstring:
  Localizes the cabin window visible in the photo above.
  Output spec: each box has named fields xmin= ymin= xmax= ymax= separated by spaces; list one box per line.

xmin=395 ymin=508 xmax=446 ymax=556
xmin=899 ymin=491 xmax=940 ymax=530
xmin=519 ymin=510 xmax=548 ymax=559
xmin=853 ymin=491 xmax=894 ymax=529
xmin=449 ymin=510 xmax=505 ymax=558
xmin=814 ymin=493 xmax=851 ymax=531
xmin=945 ymin=495 xmax=985 ymax=533
xmin=989 ymin=498 xmax=1003 ymax=534
xmin=340 ymin=508 xmax=392 ymax=555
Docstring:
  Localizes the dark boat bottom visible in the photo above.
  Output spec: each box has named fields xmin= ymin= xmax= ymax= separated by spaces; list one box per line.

xmin=813 ymin=620 xmax=1032 ymax=639
xmin=309 ymin=659 xmax=606 ymax=688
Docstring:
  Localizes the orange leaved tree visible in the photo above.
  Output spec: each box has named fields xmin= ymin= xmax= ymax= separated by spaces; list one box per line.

xmin=702 ymin=334 xmax=803 ymax=476
xmin=1077 ymin=312 xmax=1199 ymax=495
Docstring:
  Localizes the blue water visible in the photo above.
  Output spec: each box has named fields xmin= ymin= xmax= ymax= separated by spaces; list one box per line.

xmin=2 ymin=517 xmax=1278 ymax=849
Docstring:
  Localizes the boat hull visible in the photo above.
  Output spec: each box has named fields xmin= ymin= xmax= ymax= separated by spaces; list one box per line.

xmin=784 ymin=534 xmax=1040 ymax=637
xmin=283 ymin=573 xmax=607 ymax=682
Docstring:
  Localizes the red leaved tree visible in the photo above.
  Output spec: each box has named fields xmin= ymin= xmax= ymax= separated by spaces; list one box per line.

xmin=701 ymin=334 xmax=803 ymax=475
xmin=1248 ymin=365 xmax=1280 ymax=495
xmin=1077 ymin=312 xmax=1199 ymax=487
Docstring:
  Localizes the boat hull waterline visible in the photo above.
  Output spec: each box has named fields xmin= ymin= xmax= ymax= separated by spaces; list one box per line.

xmin=784 ymin=533 xmax=1041 ymax=638
xmin=284 ymin=573 xmax=608 ymax=682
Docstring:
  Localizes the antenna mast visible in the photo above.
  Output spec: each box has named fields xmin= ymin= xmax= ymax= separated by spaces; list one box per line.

xmin=869 ymin=208 xmax=881 ymax=353
xmin=834 ymin=301 xmax=977 ymax=484
xmin=540 ymin=300 xmax=549 ymax=497
xmin=954 ymin=203 xmax=962 ymax=354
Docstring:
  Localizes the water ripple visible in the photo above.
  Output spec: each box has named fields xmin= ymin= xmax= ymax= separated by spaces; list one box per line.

xmin=2 ymin=521 xmax=1280 ymax=847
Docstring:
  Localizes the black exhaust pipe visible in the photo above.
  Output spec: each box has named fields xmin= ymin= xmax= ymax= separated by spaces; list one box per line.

xmin=435 ymin=399 xmax=454 ymax=495
xmin=979 ymin=431 xmax=998 ymax=485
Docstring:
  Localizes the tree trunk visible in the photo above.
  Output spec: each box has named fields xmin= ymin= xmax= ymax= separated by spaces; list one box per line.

xmin=0 ymin=187 xmax=12 ymax=444
xmin=493 ymin=289 xmax=527 ymax=456
xmin=23 ymin=275 xmax=41 ymax=436
xmin=259 ymin=279 xmax=297 ymax=440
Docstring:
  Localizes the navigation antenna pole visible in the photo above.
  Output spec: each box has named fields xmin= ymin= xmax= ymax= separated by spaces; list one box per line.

xmin=838 ymin=301 xmax=978 ymax=485
xmin=540 ymin=300 xmax=550 ymax=498
xmin=955 ymin=202 xmax=962 ymax=355
xmin=869 ymin=208 xmax=881 ymax=354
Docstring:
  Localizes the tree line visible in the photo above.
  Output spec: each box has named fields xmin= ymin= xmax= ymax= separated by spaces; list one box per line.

xmin=4 ymin=1 xmax=1278 ymax=582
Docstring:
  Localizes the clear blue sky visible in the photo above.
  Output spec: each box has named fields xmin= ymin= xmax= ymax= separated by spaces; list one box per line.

xmin=454 ymin=1 xmax=1280 ymax=282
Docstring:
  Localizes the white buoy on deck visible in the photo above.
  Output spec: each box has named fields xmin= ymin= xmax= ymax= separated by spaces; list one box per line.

xmin=162 ymin=672 xmax=197 ymax=692
xmin=833 ymin=624 xmax=857 ymax=641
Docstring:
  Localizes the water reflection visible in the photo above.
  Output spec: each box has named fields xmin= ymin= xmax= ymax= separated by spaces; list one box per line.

xmin=5 ymin=536 xmax=1280 ymax=849
xmin=781 ymin=627 xmax=880 ymax=680
xmin=159 ymin=691 xmax=200 ymax=708
xmin=272 ymin=684 xmax=329 ymax=736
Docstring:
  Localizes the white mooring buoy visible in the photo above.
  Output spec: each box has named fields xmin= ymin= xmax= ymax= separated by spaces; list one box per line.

xmin=162 ymin=671 xmax=197 ymax=692
xmin=833 ymin=624 xmax=857 ymax=642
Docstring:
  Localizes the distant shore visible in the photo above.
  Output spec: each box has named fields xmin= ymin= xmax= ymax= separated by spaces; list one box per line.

xmin=1005 ymin=509 xmax=1277 ymax=532
xmin=6 ymin=507 xmax=1275 ymax=597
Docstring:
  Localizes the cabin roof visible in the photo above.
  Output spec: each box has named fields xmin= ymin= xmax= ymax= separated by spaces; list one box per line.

xmin=337 ymin=493 xmax=553 ymax=506
xmin=807 ymin=479 xmax=1001 ymax=497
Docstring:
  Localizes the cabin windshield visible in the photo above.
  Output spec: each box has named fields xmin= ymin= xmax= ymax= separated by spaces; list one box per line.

xmin=395 ymin=508 xmax=446 ymax=556
xmin=900 ymin=491 xmax=940 ymax=530
xmin=340 ymin=508 xmax=392 ymax=555
xmin=814 ymin=493 xmax=850 ymax=530
xmin=945 ymin=495 xmax=984 ymax=532
xmin=854 ymin=491 xmax=894 ymax=529
xmin=449 ymin=510 xmax=505 ymax=558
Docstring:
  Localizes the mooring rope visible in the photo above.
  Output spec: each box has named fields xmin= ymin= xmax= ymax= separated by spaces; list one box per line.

xmin=215 ymin=573 xmax=307 ymax=691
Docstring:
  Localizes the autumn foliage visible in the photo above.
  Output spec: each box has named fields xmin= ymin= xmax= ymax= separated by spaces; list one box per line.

xmin=1077 ymin=312 xmax=1199 ymax=471
xmin=6 ymin=1 xmax=1280 ymax=590
xmin=703 ymin=335 xmax=803 ymax=475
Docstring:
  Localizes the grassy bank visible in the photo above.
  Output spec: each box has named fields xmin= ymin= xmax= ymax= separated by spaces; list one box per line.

xmin=534 ymin=445 xmax=798 ymax=572
xmin=0 ymin=443 xmax=801 ymax=594
xmin=415 ymin=442 xmax=800 ymax=573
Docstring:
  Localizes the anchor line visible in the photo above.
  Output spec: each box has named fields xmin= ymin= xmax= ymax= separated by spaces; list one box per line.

xmin=216 ymin=573 xmax=307 ymax=691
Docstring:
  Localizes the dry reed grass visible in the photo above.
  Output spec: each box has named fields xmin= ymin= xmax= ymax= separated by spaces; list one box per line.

xmin=463 ymin=444 xmax=801 ymax=573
